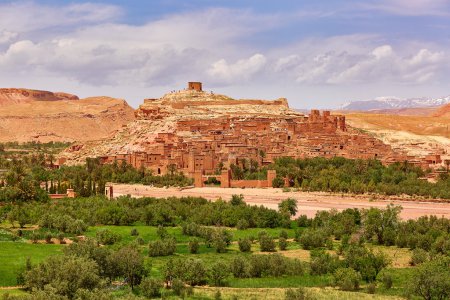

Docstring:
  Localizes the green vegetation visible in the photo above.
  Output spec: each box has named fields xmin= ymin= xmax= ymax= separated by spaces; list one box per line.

xmin=1 ymin=153 xmax=449 ymax=299
xmin=227 ymin=156 xmax=450 ymax=199
xmin=0 ymin=242 xmax=62 ymax=287
xmin=0 ymin=156 xmax=193 ymax=204
xmin=0 ymin=194 xmax=448 ymax=299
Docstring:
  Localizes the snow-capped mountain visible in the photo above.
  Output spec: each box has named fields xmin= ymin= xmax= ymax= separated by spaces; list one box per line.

xmin=341 ymin=95 xmax=450 ymax=111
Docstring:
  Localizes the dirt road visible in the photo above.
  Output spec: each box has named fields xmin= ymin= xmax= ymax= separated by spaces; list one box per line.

xmin=112 ymin=184 xmax=450 ymax=220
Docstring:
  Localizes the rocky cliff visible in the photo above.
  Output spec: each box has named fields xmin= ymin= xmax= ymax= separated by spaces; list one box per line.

xmin=434 ymin=103 xmax=450 ymax=118
xmin=0 ymin=89 xmax=135 ymax=143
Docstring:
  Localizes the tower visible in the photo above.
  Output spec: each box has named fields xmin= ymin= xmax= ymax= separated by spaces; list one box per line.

xmin=188 ymin=82 xmax=202 ymax=92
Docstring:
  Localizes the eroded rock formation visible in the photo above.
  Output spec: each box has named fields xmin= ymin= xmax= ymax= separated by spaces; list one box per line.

xmin=0 ymin=89 xmax=135 ymax=143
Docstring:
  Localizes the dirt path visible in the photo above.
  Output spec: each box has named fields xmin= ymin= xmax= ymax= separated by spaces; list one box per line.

xmin=112 ymin=184 xmax=450 ymax=220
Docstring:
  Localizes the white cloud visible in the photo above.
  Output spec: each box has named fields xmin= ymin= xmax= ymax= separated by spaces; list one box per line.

xmin=0 ymin=4 xmax=281 ymax=87
xmin=363 ymin=0 xmax=450 ymax=16
xmin=372 ymin=45 xmax=393 ymax=60
xmin=208 ymin=54 xmax=267 ymax=84
xmin=0 ymin=30 xmax=18 ymax=45
xmin=0 ymin=2 xmax=122 ymax=33
xmin=270 ymin=35 xmax=447 ymax=86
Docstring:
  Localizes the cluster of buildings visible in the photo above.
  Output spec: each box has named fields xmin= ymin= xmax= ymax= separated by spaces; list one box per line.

xmin=90 ymin=83 xmax=447 ymax=185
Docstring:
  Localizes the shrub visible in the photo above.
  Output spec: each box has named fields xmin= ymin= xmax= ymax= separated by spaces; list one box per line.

xmin=16 ymin=257 xmax=32 ymax=286
xmin=343 ymin=245 xmax=390 ymax=282
xmin=68 ymin=219 xmax=88 ymax=235
xmin=238 ymin=238 xmax=252 ymax=252
xmin=285 ymin=288 xmax=313 ymax=300
xmin=296 ymin=215 xmax=311 ymax=227
xmin=410 ymin=248 xmax=429 ymax=266
xmin=367 ymin=283 xmax=376 ymax=294
xmin=407 ymin=256 xmax=450 ymax=300
xmin=286 ymin=258 xmax=304 ymax=276
xmin=157 ymin=225 xmax=168 ymax=239
xmin=266 ymin=254 xmax=289 ymax=277
xmin=310 ymin=250 xmax=340 ymax=275
xmin=272 ymin=176 xmax=285 ymax=188
xmin=45 ymin=232 xmax=53 ymax=244
xmin=230 ymin=256 xmax=249 ymax=278
xmin=214 ymin=236 xmax=227 ymax=253
xmin=57 ymin=233 xmax=66 ymax=245
xmin=30 ymin=231 xmax=39 ymax=244
xmin=279 ymin=230 xmax=289 ymax=239
xmin=184 ymin=259 xmax=208 ymax=286
xmin=236 ymin=219 xmax=249 ymax=230
xmin=230 ymin=194 xmax=245 ymax=206
xmin=215 ymin=290 xmax=222 ymax=300
xmin=209 ymin=261 xmax=229 ymax=286
xmin=211 ymin=229 xmax=232 ymax=253
xmin=259 ymin=235 xmax=276 ymax=252
xmin=299 ymin=229 xmax=329 ymax=250
xmin=279 ymin=237 xmax=288 ymax=251
xmin=333 ymin=267 xmax=361 ymax=291
xmin=171 ymin=278 xmax=185 ymax=296
xmin=130 ymin=228 xmax=139 ymax=236
xmin=140 ymin=278 xmax=162 ymax=298
xmin=148 ymin=238 xmax=176 ymax=257
xmin=248 ymin=255 xmax=268 ymax=277
xmin=377 ymin=272 xmax=393 ymax=289
xmin=135 ymin=237 xmax=145 ymax=245
xmin=96 ymin=229 xmax=121 ymax=245
xmin=188 ymin=238 xmax=200 ymax=254
xmin=24 ymin=255 xmax=103 ymax=299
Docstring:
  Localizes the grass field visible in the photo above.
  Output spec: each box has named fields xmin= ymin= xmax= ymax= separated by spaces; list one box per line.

xmin=0 ymin=242 xmax=63 ymax=286
xmin=193 ymin=287 xmax=404 ymax=300
xmin=0 ymin=224 xmax=416 ymax=299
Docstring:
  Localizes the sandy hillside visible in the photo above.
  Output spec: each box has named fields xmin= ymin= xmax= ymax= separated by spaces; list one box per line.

xmin=434 ymin=103 xmax=450 ymax=118
xmin=343 ymin=112 xmax=450 ymax=157
xmin=0 ymin=89 xmax=136 ymax=143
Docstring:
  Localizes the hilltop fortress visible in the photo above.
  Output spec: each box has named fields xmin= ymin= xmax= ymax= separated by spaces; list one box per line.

xmin=61 ymin=82 xmax=443 ymax=183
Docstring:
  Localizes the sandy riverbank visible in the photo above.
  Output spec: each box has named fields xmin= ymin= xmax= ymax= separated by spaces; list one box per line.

xmin=111 ymin=184 xmax=450 ymax=220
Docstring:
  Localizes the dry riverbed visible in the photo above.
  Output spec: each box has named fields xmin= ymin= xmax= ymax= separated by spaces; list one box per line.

xmin=112 ymin=184 xmax=450 ymax=220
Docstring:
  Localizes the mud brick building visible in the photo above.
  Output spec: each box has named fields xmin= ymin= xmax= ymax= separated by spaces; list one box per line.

xmin=80 ymin=82 xmax=443 ymax=184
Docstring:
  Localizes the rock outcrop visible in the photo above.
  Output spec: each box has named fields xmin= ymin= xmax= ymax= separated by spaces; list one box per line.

xmin=0 ymin=89 xmax=135 ymax=143
xmin=0 ymin=88 xmax=79 ymax=105
xmin=434 ymin=103 xmax=450 ymax=118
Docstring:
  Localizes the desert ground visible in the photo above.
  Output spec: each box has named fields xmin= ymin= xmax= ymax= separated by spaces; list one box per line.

xmin=112 ymin=184 xmax=450 ymax=220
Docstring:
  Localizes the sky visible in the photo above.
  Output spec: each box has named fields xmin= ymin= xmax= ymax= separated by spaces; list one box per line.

xmin=0 ymin=0 xmax=449 ymax=109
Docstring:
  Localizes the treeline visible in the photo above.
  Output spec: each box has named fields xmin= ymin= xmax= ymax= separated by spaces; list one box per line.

xmin=0 ymin=158 xmax=193 ymax=203
xmin=270 ymin=157 xmax=450 ymax=199
xmin=3 ymin=196 xmax=286 ymax=232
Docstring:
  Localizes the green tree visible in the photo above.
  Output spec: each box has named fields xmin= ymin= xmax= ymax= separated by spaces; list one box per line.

xmin=279 ymin=198 xmax=298 ymax=217
xmin=230 ymin=194 xmax=245 ymax=206
xmin=407 ymin=256 xmax=450 ymax=300
xmin=25 ymin=255 xmax=103 ymax=299
xmin=209 ymin=261 xmax=229 ymax=286
xmin=362 ymin=204 xmax=402 ymax=245
xmin=110 ymin=246 xmax=146 ymax=290
xmin=333 ymin=267 xmax=361 ymax=291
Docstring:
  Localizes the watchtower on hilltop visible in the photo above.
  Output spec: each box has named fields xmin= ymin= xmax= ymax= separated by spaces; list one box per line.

xmin=188 ymin=82 xmax=202 ymax=92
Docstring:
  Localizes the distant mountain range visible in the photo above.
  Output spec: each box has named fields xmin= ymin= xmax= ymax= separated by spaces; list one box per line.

xmin=341 ymin=95 xmax=450 ymax=111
